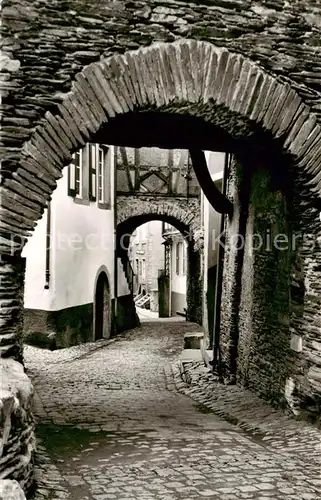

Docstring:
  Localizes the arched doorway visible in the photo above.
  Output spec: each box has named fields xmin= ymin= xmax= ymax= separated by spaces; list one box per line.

xmin=94 ymin=271 xmax=111 ymax=340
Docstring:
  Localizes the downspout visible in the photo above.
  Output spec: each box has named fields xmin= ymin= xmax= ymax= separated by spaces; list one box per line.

xmin=113 ymin=147 xmax=118 ymax=334
xmin=212 ymin=152 xmax=230 ymax=380
xmin=44 ymin=202 xmax=51 ymax=289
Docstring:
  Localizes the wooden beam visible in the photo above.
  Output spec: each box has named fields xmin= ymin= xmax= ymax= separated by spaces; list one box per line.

xmin=119 ymin=146 xmax=133 ymax=191
xmin=189 ymin=149 xmax=233 ymax=217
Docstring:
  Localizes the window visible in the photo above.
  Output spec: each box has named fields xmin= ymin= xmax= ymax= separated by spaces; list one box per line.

xmin=176 ymin=242 xmax=181 ymax=275
xmin=142 ymin=259 xmax=146 ymax=281
xmin=68 ymin=143 xmax=110 ymax=208
xmin=98 ymin=146 xmax=105 ymax=203
xmin=89 ymin=144 xmax=96 ymax=201
xmin=68 ymin=148 xmax=83 ymax=198
xmin=176 ymin=242 xmax=186 ymax=275
xmin=182 ymin=243 xmax=187 ymax=275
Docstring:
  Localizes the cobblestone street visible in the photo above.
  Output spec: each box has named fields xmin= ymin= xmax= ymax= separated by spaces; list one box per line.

xmin=25 ymin=321 xmax=321 ymax=500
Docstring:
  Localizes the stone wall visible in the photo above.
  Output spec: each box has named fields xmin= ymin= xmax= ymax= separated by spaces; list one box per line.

xmin=288 ymin=224 xmax=321 ymax=422
xmin=23 ymin=303 xmax=94 ymax=349
xmin=237 ymin=166 xmax=293 ymax=406
xmin=0 ymin=359 xmax=35 ymax=497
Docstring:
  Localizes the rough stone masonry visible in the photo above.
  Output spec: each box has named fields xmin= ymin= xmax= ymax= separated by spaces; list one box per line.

xmin=1 ymin=0 xmax=321 ymax=496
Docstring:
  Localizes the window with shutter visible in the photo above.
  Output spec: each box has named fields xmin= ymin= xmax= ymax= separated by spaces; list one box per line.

xmin=68 ymin=149 xmax=83 ymax=198
xmin=176 ymin=242 xmax=181 ymax=275
xmin=98 ymin=146 xmax=105 ymax=203
xmin=68 ymin=156 xmax=76 ymax=197
xmin=89 ymin=144 xmax=97 ymax=201
xmin=182 ymin=242 xmax=187 ymax=275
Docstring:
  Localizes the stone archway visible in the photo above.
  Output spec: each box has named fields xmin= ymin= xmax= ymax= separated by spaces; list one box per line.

xmin=2 ymin=39 xmax=321 ymax=252
xmin=0 ymin=38 xmax=320 ymax=405
xmin=1 ymin=37 xmax=321 ymax=495
xmin=116 ymin=197 xmax=203 ymax=324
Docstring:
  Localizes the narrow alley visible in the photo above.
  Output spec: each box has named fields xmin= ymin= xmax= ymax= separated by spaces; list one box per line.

xmin=25 ymin=321 xmax=320 ymax=500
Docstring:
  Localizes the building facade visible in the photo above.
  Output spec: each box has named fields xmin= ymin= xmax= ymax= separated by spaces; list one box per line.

xmin=129 ymin=221 xmax=164 ymax=297
xmin=22 ymin=144 xmax=132 ymax=348
xmin=162 ymin=223 xmax=188 ymax=317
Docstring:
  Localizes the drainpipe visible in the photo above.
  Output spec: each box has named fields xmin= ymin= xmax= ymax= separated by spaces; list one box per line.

xmin=113 ymin=147 xmax=118 ymax=334
xmin=44 ymin=202 xmax=51 ymax=289
xmin=212 ymin=152 xmax=230 ymax=379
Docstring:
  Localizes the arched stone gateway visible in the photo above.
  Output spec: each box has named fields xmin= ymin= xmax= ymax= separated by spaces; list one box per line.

xmin=116 ymin=197 xmax=203 ymax=324
xmin=0 ymin=37 xmax=321 ymax=493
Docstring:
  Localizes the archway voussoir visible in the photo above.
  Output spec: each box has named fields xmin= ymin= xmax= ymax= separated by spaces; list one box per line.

xmin=201 ymin=42 xmax=215 ymax=98
xmin=288 ymin=114 xmax=318 ymax=157
xmin=283 ymin=107 xmax=311 ymax=149
xmin=44 ymin=111 xmax=74 ymax=151
xmin=303 ymin=149 xmax=321 ymax=176
xmin=144 ymin=46 xmax=167 ymax=107
xmin=249 ymin=73 xmax=274 ymax=122
xmin=98 ymin=60 xmax=132 ymax=116
xmin=262 ymin=81 xmax=288 ymax=132
xmin=103 ymin=57 xmax=136 ymax=112
xmin=30 ymin=132 xmax=64 ymax=171
xmin=256 ymin=77 xmax=279 ymax=124
xmin=86 ymin=63 xmax=118 ymax=117
xmin=274 ymin=95 xmax=303 ymax=139
xmin=68 ymin=91 xmax=98 ymax=135
xmin=42 ymin=120 xmax=71 ymax=161
xmin=75 ymin=71 xmax=109 ymax=125
xmin=211 ymin=47 xmax=230 ymax=104
xmin=238 ymin=63 xmax=261 ymax=117
xmin=90 ymin=63 xmax=121 ymax=117
xmin=62 ymin=95 xmax=93 ymax=140
xmin=166 ymin=43 xmax=185 ymax=103
xmin=135 ymin=48 xmax=158 ymax=107
xmin=243 ymin=70 xmax=264 ymax=118
xmin=124 ymin=51 xmax=147 ymax=107
xmin=297 ymin=125 xmax=321 ymax=159
xmin=113 ymin=54 xmax=141 ymax=109
xmin=176 ymin=40 xmax=196 ymax=103
xmin=57 ymin=103 xmax=86 ymax=147
xmin=217 ymin=52 xmax=242 ymax=108
xmin=229 ymin=58 xmax=253 ymax=115
xmin=32 ymin=128 xmax=63 ymax=166
xmin=297 ymin=145 xmax=321 ymax=173
xmin=270 ymin=86 xmax=296 ymax=136
xmin=158 ymin=44 xmax=177 ymax=104
xmin=191 ymin=40 xmax=208 ymax=101
xmin=101 ymin=59 xmax=133 ymax=114
xmin=203 ymin=47 xmax=219 ymax=103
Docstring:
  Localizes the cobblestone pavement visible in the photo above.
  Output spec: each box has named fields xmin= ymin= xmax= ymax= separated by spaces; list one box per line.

xmin=24 ymin=322 xmax=321 ymax=500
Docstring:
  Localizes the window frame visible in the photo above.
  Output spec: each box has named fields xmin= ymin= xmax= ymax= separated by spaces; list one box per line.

xmin=176 ymin=242 xmax=181 ymax=275
xmin=68 ymin=143 xmax=110 ymax=208
xmin=89 ymin=143 xmax=97 ymax=201
xmin=182 ymin=242 xmax=187 ymax=276
xmin=97 ymin=145 xmax=111 ymax=210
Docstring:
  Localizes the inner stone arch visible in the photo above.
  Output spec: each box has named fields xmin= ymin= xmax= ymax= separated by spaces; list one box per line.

xmin=3 ymin=38 xmax=321 ymax=254
xmin=116 ymin=202 xmax=203 ymax=324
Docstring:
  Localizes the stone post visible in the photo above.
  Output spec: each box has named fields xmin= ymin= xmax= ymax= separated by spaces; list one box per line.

xmin=0 ymin=255 xmax=26 ymax=364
